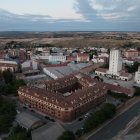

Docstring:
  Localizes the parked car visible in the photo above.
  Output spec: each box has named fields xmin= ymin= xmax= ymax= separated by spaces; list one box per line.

xmin=45 ymin=116 xmax=50 ymax=120
xmin=50 ymin=119 xmax=55 ymax=122
xmin=23 ymin=106 xmax=27 ymax=109
xmin=30 ymin=109 xmax=35 ymax=112
xmin=78 ymin=118 xmax=83 ymax=121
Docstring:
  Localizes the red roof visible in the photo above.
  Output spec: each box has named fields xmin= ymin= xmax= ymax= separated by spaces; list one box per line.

xmin=127 ymin=59 xmax=135 ymax=61
xmin=120 ymin=72 xmax=130 ymax=77
xmin=96 ymin=68 xmax=108 ymax=73
xmin=78 ymin=53 xmax=89 ymax=57
xmin=125 ymin=50 xmax=138 ymax=53
xmin=46 ymin=62 xmax=70 ymax=68
xmin=66 ymin=56 xmax=77 ymax=58
xmin=106 ymin=83 xmax=134 ymax=96
xmin=0 ymin=63 xmax=17 ymax=67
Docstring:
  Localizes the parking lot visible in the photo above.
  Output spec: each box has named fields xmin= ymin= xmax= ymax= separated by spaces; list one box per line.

xmin=91 ymin=74 xmax=135 ymax=89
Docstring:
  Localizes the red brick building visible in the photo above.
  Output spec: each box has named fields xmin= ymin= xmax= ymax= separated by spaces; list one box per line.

xmin=18 ymin=74 xmax=107 ymax=122
xmin=66 ymin=56 xmax=77 ymax=61
xmin=77 ymin=54 xmax=90 ymax=62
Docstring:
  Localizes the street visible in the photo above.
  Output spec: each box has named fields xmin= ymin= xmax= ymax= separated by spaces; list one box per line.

xmin=87 ymin=101 xmax=140 ymax=140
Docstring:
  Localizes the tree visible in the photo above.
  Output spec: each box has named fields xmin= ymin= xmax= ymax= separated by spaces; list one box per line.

xmin=2 ymin=70 xmax=13 ymax=84
xmin=3 ymin=126 xmax=31 ymax=140
xmin=125 ymin=62 xmax=140 ymax=73
xmin=134 ymin=87 xmax=140 ymax=96
xmin=107 ymin=90 xmax=130 ymax=101
xmin=137 ymin=47 xmax=140 ymax=51
xmin=83 ymin=103 xmax=116 ymax=133
xmin=75 ymin=129 xmax=83 ymax=138
xmin=2 ymin=70 xmax=26 ymax=95
xmin=0 ymin=96 xmax=16 ymax=134
xmin=100 ymin=62 xmax=109 ymax=68
xmin=57 ymin=131 xmax=75 ymax=140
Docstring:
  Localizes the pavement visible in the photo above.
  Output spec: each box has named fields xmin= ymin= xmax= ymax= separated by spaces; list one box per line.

xmin=86 ymin=100 xmax=140 ymax=140
xmin=91 ymin=74 xmax=135 ymax=89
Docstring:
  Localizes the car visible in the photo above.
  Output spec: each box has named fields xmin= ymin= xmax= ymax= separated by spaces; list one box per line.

xmin=30 ymin=109 xmax=35 ymax=112
xmin=78 ymin=118 xmax=83 ymax=121
xmin=45 ymin=116 xmax=50 ymax=120
xmin=23 ymin=106 xmax=27 ymax=109
xmin=50 ymin=119 xmax=55 ymax=122
xmin=84 ymin=113 xmax=90 ymax=118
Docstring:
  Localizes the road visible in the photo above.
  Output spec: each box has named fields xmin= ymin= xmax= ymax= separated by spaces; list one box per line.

xmin=87 ymin=101 xmax=140 ymax=140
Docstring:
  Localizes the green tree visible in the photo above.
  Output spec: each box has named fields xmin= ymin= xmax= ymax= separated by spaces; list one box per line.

xmin=3 ymin=126 xmax=31 ymax=140
xmin=134 ymin=87 xmax=140 ymax=96
xmin=83 ymin=103 xmax=116 ymax=133
xmin=125 ymin=62 xmax=140 ymax=73
xmin=57 ymin=131 xmax=75 ymax=140
xmin=107 ymin=90 xmax=130 ymax=101
xmin=2 ymin=70 xmax=13 ymax=84
xmin=0 ymin=96 xmax=16 ymax=134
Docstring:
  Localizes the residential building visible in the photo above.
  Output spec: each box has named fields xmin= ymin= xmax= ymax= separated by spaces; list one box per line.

xmin=32 ymin=55 xmax=66 ymax=62
xmin=107 ymin=49 xmax=122 ymax=76
xmin=0 ymin=60 xmax=18 ymax=72
xmin=18 ymin=74 xmax=107 ymax=122
xmin=135 ymin=66 xmax=140 ymax=84
xmin=124 ymin=49 xmax=139 ymax=58
xmin=77 ymin=53 xmax=89 ymax=62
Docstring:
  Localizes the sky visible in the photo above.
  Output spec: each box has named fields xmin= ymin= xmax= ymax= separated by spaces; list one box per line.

xmin=0 ymin=0 xmax=140 ymax=31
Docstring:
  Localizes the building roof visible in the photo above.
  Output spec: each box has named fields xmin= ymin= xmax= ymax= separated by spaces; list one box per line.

xmin=45 ymin=62 xmax=70 ymax=68
xmin=78 ymin=53 xmax=89 ymax=57
xmin=95 ymin=68 xmax=108 ymax=73
xmin=0 ymin=60 xmax=17 ymax=67
xmin=105 ymin=83 xmax=134 ymax=96
xmin=125 ymin=50 xmax=138 ymax=53
xmin=23 ymin=70 xmax=40 ymax=75
xmin=18 ymin=74 xmax=107 ymax=108
xmin=16 ymin=112 xmax=41 ymax=129
xmin=43 ymin=63 xmax=92 ymax=79
xmin=0 ymin=63 xmax=17 ymax=67
xmin=120 ymin=72 xmax=130 ymax=77
xmin=32 ymin=122 xmax=65 ymax=140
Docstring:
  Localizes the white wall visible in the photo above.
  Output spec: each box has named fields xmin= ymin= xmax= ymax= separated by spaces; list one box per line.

xmin=108 ymin=50 xmax=122 ymax=76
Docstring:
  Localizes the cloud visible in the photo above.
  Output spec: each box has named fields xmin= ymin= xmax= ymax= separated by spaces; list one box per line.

xmin=0 ymin=9 xmax=51 ymax=21
xmin=0 ymin=9 xmax=91 ymax=31
xmin=74 ymin=0 xmax=140 ymax=22
xmin=0 ymin=2 xmax=140 ymax=32
xmin=74 ymin=0 xmax=103 ymax=22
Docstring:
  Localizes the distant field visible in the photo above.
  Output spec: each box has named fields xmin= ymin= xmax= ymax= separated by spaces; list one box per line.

xmin=0 ymin=32 xmax=140 ymax=48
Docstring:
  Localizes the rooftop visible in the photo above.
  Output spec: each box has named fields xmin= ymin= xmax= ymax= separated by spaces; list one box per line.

xmin=32 ymin=122 xmax=65 ymax=140
xmin=16 ymin=112 xmax=41 ymax=129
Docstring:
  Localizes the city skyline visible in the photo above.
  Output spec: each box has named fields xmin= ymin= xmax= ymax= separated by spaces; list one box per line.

xmin=0 ymin=0 xmax=140 ymax=31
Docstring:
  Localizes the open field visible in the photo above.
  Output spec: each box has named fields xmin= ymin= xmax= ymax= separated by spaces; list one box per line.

xmin=0 ymin=32 xmax=140 ymax=48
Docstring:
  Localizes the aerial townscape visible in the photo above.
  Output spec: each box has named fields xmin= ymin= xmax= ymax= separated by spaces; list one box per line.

xmin=0 ymin=32 xmax=140 ymax=140
xmin=0 ymin=0 xmax=140 ymax=140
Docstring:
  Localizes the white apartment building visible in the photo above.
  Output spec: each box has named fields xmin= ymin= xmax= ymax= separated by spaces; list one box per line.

xmin=31 ymin=55 xmax=66 ymax=62
xmin=21 ymin=60 xmax=38 ymax=70
xmin=0 ymin=60 xmax=18 ymax=72
xmin=135 ymin=66 xmax=140 ymax=84
xmin=107 ymin=49 xmax=122 ymax=76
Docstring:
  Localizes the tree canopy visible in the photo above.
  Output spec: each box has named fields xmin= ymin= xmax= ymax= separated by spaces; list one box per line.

xmin=3 ymin=126 xmax=31 ymax=140
xmin=57 ymin=131 xmax=75 ymax=140
xmin=83 ymin=103 xmax=116 ymax=133
xmin=0 ymin=95 xmax=16 ymax=134
xmin=1 ymin=70 xmax=26 ymax=95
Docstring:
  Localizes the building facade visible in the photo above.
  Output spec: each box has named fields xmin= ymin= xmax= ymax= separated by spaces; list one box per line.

xmin=107 ymin=49 xmax=122 ymax=76
xmin=18 ymin=74 xmax=107 ymax=122
xmin=135 ymin=66 xmax=140 ymax=84
xmin=77 ymin=54 xmax=90 ymax=62
xmin=124 ymin=50 xmax=139 ymax=58
xmin=0 ymin=60 xmax=18 ymax=72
